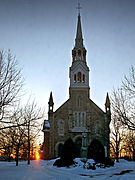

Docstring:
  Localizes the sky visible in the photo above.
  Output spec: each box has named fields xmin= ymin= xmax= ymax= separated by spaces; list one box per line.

xmin=0 ymin=0 xmax=135 ymax=118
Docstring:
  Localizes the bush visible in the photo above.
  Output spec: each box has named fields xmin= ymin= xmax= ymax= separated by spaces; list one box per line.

xmin=53 ymin=158 xmax=74 ymax=167
xmin=104 ymin=157 xmax=114 ymax=167
xmin=53 ymin=138 xmax=76 ymax=167
xmin=93 ymin=157 xmax=114 ymax=168
xmin=61 ymin=138 xmax=76 ymax=160
xmin=87 ymin=139 xmax=105 ymax=163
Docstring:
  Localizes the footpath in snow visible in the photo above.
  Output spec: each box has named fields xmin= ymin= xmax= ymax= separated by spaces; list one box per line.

xmin=0 ymin=159 xmax=135 ymax=180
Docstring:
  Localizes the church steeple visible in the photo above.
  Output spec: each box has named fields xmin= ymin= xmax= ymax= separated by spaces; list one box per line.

xmin=69 ymin=6 xmax=90 ymax=97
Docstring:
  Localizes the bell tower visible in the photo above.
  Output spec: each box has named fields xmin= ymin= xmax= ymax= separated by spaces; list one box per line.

xmin=69 ymin=8 xmax=90 ymax=98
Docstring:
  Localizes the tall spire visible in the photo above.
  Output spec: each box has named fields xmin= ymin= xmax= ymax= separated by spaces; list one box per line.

xmin=75 ymin=3 xmax=83 ymax=47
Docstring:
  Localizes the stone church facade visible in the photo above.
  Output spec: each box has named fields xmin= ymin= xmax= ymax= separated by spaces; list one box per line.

xmin=43 ymin=13 xmax=111 ymax=160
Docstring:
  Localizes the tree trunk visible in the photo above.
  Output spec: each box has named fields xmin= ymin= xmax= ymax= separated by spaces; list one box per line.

xmin=7 ymin=146 xmax=11 ymax=162
xmin=116 ymin=135 xmax=119 ymax=162
xmin=116 ymin=151 xmax=119 ymax=162
xmin=16 ymin=148 xmax=19 ymax=166
xmin=133 ymin=149 xmax=135 ymax=161
xmin=28 ymin=122 xmax=30 ymax=165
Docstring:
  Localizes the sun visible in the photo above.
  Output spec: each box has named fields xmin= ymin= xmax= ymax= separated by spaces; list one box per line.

xmin=36 ymin=152 xmax=40 ymax=160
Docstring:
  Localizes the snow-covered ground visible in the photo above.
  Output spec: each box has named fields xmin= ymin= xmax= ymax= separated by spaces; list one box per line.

xmin=0 ymin=158 xmax=135 ymax=180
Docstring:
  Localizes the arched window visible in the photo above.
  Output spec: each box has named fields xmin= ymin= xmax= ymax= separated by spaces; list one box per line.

xmin=74 ymin=113 xmax=77 ymax=127
xmin=58 ymin=144 xmax=64 ymax=157
xmin=83 ymin=50 xmax=86 ymax=60
xmin=58 ymin=120 xmax=64 ymax=136
xmin=95 ymin=121 xmax=101 ymax=135
xmin=82 ymin=113 xmax=85 ymax=127
xmin=73 ymin=112 xmax=86 ymax=128
xmin=72 ymin=50 xmax=76 ymax=61
xmin=83 ymin=74 xmax=85 ymax=83
xmin=78 ymin=72 xmax=82 ymax=82
xmin=78 ymin=50 xmax=81 ymax=57
xmin=68 ymin=115 xmax=72 ymax=130
xmin=74 ymin=74 xmax=76 ymax=82
xmin=78 ymin=113 xmax=81 ymax=127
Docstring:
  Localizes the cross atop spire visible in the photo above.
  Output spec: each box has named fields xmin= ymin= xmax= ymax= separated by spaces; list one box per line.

xmin=76 ymin=2 xmax=82 ymax=15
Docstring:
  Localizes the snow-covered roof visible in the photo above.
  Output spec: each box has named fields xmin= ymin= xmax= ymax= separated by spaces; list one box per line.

xmin=43 ymin=129 xmax=50 ymax=132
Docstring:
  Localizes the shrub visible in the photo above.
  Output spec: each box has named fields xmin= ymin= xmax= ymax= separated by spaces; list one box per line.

xmin=53 ymin=158 xmax=74 ymax=167
xmin=53 ymin=138 xmax=76 ymax=167
xmin=61 ymin=138 xmax=76 ymax=161
xmin=104 ymin=157 xmax=114 ymax=167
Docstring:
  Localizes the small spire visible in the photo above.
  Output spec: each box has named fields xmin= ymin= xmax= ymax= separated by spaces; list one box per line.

xmin=105 ymin=92 xmax=110 ymax=110
xmin=48 ymin=92 xmax=54 ymax=106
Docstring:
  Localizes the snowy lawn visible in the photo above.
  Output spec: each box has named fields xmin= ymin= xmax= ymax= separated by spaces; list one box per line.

xmin=0 ymin=159 xmax=135 ymax=180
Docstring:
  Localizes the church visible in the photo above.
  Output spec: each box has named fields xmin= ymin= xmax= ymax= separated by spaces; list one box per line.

xmin=43 ymin=10 xmax=111 ymax=160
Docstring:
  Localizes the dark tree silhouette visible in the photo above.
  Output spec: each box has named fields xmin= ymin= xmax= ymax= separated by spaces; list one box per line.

xmin=88 ymin=139 xmax=105 ymax=162
xmin=0 ymin=50 xmax=23 ymax=130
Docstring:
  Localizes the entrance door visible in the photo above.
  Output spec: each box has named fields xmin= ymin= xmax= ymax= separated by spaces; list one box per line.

xmin=58 ymin=143 xmax=64 ymax=157
xmin=75 ymin=137 xmax=82 ymax=157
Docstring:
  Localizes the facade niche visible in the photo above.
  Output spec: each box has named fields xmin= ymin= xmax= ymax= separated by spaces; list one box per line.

xmin=74 ymin=74 xmax=76 ymax=82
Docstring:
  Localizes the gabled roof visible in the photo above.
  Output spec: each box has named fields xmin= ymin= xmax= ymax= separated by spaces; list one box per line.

xmin=89 ymin=99 xmax=105 ymax=114
xmin=70 ymin=60 xmax=89 ymax=72
xmin=53 ymin=97 xmax=105 ymax=115
xmin=54 ymin=99 xmax=70 ymax=114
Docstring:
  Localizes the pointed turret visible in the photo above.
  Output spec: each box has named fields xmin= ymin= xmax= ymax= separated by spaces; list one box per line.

xmin=48 ymin=92 xmax=54 ymax=113
xmin=105 ymin=92 xmax=110 ymax=112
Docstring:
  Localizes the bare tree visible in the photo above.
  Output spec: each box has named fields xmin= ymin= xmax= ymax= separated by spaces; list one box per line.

xmin=122 ymin=66 xmax=135 ymax=96
xmin=13 ymin=127 xmax=26 ymax=166
xmin=0 ymin=129 xmax=14 ymax=161
xmin=112 ymin=66 xmax=135 ymax=130
xmin=110 ymin=115 xmax=124 ymax=162
xmin=122 ymin=130 xmax=135 ymax=160
xmin=22 ymin=100 xmax=43 ymax=164
xmin=0 ymin=106 xmax=25 ymax=165
xmin=0 ymin=50 xmax=23 ymax=129
xmin=0 ymin=100 xmax=43 ymax=165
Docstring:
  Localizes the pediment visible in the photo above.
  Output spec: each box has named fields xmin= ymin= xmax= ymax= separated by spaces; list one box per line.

xmin=70 ymin=61 xmax=89 ymax=73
